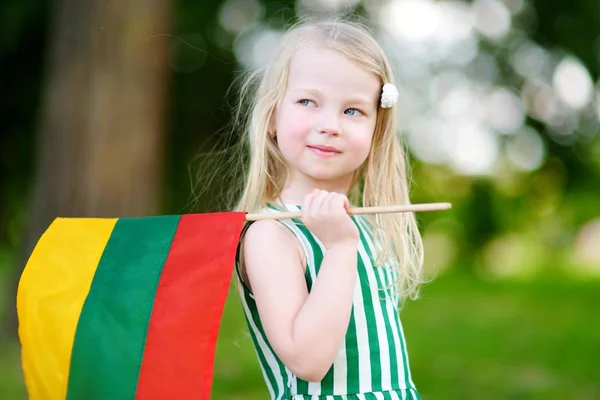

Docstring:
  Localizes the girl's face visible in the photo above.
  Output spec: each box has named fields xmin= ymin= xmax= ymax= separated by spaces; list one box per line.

xmin=274 ymin=43 xmax=380 ymax=193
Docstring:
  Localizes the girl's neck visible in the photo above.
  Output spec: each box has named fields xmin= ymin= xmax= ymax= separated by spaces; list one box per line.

xmin=277 ymin=174 xmax=354 ymax=205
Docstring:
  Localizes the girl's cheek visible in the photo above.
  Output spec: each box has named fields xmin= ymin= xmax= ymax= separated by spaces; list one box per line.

xmin=283 ymin=108 xmax=312 ymax=137
xmin=349 ymin=131 xmax=375 ymax=156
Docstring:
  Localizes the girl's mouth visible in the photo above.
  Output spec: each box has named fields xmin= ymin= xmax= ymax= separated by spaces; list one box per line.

xmin=307 ymin=145 xmax=341 ymax=157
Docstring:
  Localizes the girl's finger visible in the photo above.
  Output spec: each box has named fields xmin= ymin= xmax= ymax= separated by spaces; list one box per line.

xmin=302 ymin=189 xmax=318 ymax=218
xmin=330 ymin=193 xmax=346 ymax=214
xmin=341 ymin=194 xmax=350 ymax=210
xmin=324 ymin=193 xmax=339 ymax=214
xmin=311 ymin=190 xmax=328 ymax=218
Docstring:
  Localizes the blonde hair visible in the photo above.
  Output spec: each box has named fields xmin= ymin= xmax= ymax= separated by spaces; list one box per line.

xmin=230 ymin=17 xmax=425 ymax=301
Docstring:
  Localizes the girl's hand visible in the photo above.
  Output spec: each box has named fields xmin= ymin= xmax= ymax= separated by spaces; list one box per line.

xmin=302 ymin=189 xmax=359 ymax=249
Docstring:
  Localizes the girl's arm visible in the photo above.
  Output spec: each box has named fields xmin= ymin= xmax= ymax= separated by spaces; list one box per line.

xmin=242 ymin=191 xmax=358 ymax=382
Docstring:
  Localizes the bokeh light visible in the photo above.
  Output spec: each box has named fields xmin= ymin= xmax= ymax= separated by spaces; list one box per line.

xmin=218 ymin=0 xmax=263 ymax=34
xmin=553 ymin=56 xmax=594 ymax=110
xmin=472 ymin=0 xmax=511 ymax=41
xmin=505 ymin=126 xmax=546 ymax=171
xmin=574 ymin=219 xmax=600 ymax=276
xmin=233 ymin=25 xmax=281 ymax=70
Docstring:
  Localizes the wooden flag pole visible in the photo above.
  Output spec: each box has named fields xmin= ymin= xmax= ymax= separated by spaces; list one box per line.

xmin=245 ymin=202 xmax=452 ymax=221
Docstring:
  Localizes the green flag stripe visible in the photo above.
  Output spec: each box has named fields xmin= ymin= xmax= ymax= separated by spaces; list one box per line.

xmin=66 ymin=216 xmax=180 ymax=399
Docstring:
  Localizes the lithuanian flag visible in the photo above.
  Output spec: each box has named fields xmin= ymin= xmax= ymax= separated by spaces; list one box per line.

xmin=17 ymin=212 xmax=247 ymax=400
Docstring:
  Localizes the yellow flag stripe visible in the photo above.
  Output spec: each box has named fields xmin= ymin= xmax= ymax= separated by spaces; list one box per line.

xmin=17 ymin=217 xmax=118 ymax=400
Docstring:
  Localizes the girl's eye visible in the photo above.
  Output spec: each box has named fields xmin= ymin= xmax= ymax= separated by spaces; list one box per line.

xmin=345 ymin=108 xmax=362 ymax=116
xmin=299 ymin=99 xmax=316 ymax=107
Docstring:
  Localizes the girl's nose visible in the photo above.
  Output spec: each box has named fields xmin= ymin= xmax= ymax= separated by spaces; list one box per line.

xmin=317 ymin=110 xmax=341 ymax=136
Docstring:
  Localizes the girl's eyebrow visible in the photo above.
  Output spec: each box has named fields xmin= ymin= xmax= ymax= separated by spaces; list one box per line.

xmin=347 ymin=96 xmax=376 ymax=107
xmin=342 ymin=94 xmax=377 ymax=109
xmin=290 ymin=87 xmax=375 ymax=106
xmin=290 ymin=87 xmax=321 ymax=97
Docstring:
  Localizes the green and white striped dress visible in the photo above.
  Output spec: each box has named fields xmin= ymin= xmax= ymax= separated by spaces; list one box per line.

xmin=235 ymin=204 xmax=421 ymax=400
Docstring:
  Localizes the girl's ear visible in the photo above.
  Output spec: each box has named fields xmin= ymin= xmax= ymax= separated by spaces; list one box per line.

xmin=268 ymin=113 xmax=277 ymax=138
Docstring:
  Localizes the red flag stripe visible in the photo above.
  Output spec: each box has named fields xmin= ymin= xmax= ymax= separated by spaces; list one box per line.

xmin=135 ymin=212 xmax=246 ymax=399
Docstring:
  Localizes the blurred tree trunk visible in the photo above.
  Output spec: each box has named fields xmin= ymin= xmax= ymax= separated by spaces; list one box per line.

xmin=5 ymin=0 xmax=172 ymax=337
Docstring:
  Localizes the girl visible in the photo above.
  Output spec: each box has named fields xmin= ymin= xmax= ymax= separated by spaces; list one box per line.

xmin=233 ymin=17 xmax=425 ymax=400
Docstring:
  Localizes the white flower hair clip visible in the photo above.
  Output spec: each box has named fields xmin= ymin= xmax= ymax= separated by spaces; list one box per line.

xmin=380 ymin=83 xmax=399 ymax=108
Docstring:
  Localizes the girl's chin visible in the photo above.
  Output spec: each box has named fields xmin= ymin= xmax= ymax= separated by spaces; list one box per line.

xmin=301 ymin=169 xmax=355 ymax=183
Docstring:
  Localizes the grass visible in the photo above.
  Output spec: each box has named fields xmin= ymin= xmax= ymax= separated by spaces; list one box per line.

xmin=400 ymin=273 xmax=600 ymax=399
xmin=2 ymin=271 xmax=599 ymax=399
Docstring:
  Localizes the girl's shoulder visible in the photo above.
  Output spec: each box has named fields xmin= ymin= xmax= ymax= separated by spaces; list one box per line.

xmin=238 ymin=206 xmax=307 ymax=291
